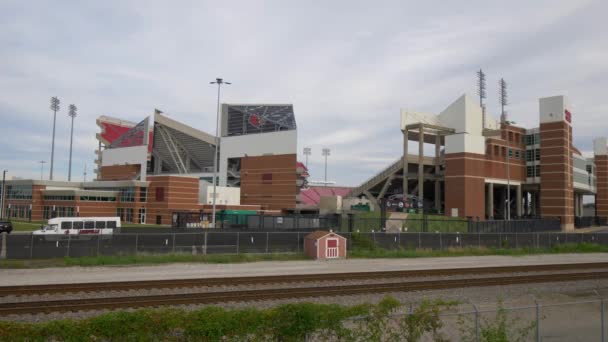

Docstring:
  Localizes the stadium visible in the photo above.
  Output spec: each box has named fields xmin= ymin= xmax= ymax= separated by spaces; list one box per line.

xmin=1 ymin=93 xmax=607 ymax=231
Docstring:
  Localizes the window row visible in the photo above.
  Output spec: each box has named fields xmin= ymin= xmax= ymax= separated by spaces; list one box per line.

xmin=43 ymin=195 xmax=75 ymax=201
xmin=525 ymin=133 xmax=541 ymax=145
xmin=43 ymin=206 xmax=76 ymax=219
xmin=502 ymin=131 xmax=522 ymax=145
xmin=487 ymin=145 xmax=524 ymax=159
xmin=525 ymin=149 xmax=541 ymax=162
xmin=5 ymin=205 xmax=30 ymax=219
xmin=6 ymin=185 xmax=32 ymax=200
xmin=526 ymin=165 xmax=541 ymax=178
xmin=117 ymin=208 xmax=135 ymax=223
xmin=60 ymin=220 xmax=117 ymax=230
xmin=79 ymin=196 xmax=117 ymax=202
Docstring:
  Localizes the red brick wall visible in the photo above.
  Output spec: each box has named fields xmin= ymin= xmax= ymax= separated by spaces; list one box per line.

xmin=240 ymin=154 xmax=297 ymax=210
xmin=539 ymin=121 xmax=574 ymax=230
xmin=146 ymin=176 xmax=203 ymax=225
xmin=596 ymin=155 xmax=608 ymax=219
xmin=99 ymin=165 xmax=141 ymax=181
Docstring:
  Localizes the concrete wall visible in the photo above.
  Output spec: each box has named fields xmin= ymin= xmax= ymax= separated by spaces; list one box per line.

xmin=198 ymin=182 xmax=241 ymax=205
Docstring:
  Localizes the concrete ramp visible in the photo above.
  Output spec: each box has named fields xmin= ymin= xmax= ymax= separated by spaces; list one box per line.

xmin=386 ymin=212 xmax=408 ymax=233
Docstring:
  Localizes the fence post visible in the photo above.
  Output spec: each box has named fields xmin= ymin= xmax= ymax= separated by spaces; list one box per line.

xmin=172 ymin=233 xmax=176 ymax=254
xmin=536 ymin=302 xmax=541 ymax=342
xmin=0 ymin=233 xmax=5 ymax=260
xmin=602 ymin=298 xmax=605 ymax=342
xmin=499 ymin=232 xmax=502 ymax=249
xmin=478 ymin=232 xmax=481 ymax=248
xmin=266 ymin=232 xmax=269 ymax=254
xmin=536 ymin=232 xmax=540 ymax=249
xmin=439 ymin=232 xmax=443 ymax=250
xmin=418 ymin=232 xmax=421 ymax=249
xmin=203 ymin=231 xmax=208 ymax=255
xmin=236 ymin=232 xmax=240 ymax=254
xmin=66 ymin=234 xmax=71 ymax=258
xmin=135 ymin=233 xmax=139 ymax=255
xmin=515 ymin=231 xmax=518 ymax=249
xmin=398 ymin=231 xmax=401 ymax=248
xmin=473 ymin=303 xmax=479 ymax=342
xmin=29 ymin=234 xmax=34 ymax=259
xmin=297 ymin=232 xmax=300 ymax=253
xmin=97 ymin=235 xmax=101 ymax=257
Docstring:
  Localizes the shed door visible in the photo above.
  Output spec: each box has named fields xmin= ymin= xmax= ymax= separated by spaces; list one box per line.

xmin=326 ymin=239 xmax=338 ymax=258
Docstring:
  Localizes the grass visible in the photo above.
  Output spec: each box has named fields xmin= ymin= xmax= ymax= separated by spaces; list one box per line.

xmin=349 ymin=242 xmax=608 ymax=258
xmin=1 ymin=243 xmax=607 ymax=269
xmin=0 ymin=253 xmax=308 ymax=269
xmin=8 ymin=220 xmax=45 ymax=231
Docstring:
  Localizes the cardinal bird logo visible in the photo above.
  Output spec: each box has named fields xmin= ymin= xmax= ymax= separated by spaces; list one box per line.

xmin=248 ymin=114 xmax=265 ymax=128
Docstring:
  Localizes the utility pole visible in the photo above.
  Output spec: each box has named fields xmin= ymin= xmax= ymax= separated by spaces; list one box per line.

xmin=83 ymin=163 xmax=87 ymax=182
xmin=49 ymin=97 xmax=60 ymax=180
xmin=0 ymin=170 xmax=6 ymax=220
xmin=38 ymin=161 xmax=46 ymax=181
xmin=68 ymin=104 xmax=77 ymax=181
xmin=303 ymin=147 xmax=311 ymax=169
xmin=322 ymin=148 xmax=330 ymax=187
xmin=507 ymin=148 xmax=511 ymax=220
xmin=209 ymin=78 xmax=231 ymax=228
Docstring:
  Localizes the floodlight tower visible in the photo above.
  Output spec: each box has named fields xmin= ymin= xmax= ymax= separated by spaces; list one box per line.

xmin=477 ymin=69 xmax=487 ymax=129
xmin=210 ymin=78 xmax=231 ymax=228
xmin=67 ymin=104 xmax=77 ymax=181
xmin=499 ymin=78 xmax=508 ymax=124
xmin=303 ymin=147 xmax=311 ymax=168
xmin=322 ymin=148 xmax=330 ymax=187
xmin=38 ymin=161 xmax=46 ymax=180
xmin=49 ymin=97 xmax=60 ymax=180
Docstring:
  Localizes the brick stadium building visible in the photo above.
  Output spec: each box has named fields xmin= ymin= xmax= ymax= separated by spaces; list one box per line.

xmin=351 ymin=94 xmax=605 ymax=231
xmin=1 ymin=105 xmax=307 ymax=225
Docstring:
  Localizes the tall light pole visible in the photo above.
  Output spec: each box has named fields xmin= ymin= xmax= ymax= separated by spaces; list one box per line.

xmin=322 ymin=148 xmax=330 ymax=187
xmin=38 ymin=161 xmax=46 ymax=181
xmin=209 ymin=78 xmax=231 ymax=228
xmin=506 ymin=148 xmax=511 ymax=220
xmin=67 ymin=104 xmax=77 ymax=181
xmin=49 ymin=97 xmax=60 ymax=180
xmin=303 ymin=147 xmax=311 ymax=168
xmin=0 ymin=170 xmax=6 ymax=220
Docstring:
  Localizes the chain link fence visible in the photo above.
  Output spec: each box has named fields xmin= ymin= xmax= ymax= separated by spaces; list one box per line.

xmin=334 ymin=299 xmax=607 ymax=341
xmin=2 ymin=231 xmax=608 ymax=259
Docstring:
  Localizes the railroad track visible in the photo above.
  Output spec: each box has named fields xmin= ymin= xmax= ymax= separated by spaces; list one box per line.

xmin=1 ymin=270 xmax=608 ymax=315
xmin=3 ymin=262 xmax=608 ymax=297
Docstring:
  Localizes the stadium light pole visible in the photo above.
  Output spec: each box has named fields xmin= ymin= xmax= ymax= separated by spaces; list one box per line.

xmin=303 ymin=147 xmax=311 ymax=168
xmin=322 ymin=148 xmax=330 ymax=187
xmin=49 ymin=97 xmax=60 ymax=180
xmin=210 ymin=78 xmax=230 ymax=228
xmin=0 ymin=170 xmax=6 ymax=220
xmin=67 ymin=104 xmax=77 ymax=181
xmin=38 ymin=161 xmax=46 ymax=181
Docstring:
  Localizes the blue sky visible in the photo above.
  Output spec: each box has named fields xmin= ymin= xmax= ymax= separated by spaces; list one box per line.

xmin=1 ymin=0 xmax=607 ymax=185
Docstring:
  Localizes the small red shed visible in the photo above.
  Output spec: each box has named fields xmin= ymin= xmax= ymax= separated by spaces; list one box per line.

xmin=304 ymin=231 xmax=347 ymax=260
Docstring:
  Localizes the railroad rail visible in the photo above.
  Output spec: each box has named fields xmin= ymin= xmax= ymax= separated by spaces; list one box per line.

xmin=1 ymin=270 xmax=608 ymax=315
xmin=3 ymin=262 xmax=608 ymax=297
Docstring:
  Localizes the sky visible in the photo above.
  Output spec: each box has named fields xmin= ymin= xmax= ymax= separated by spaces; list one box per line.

xmin=1 ymin=0 xmax=607 ymax=186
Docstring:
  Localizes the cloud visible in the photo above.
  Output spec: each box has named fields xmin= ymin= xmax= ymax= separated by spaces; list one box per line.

xmin=0 ymin=0 xmax=607 ymax=186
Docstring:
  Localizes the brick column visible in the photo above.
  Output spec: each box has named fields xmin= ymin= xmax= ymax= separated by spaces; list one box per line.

xmin=539 ymin=96 xmax=574 ymax=231
xmin=444 ymin=152 xmax=486 ymax=219
xmin=596 ymin=155 xmax=608 ymax=220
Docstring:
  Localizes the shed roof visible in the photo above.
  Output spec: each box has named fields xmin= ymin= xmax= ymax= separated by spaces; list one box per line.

xmin=305 ymin=230 xmax=345 ymax=240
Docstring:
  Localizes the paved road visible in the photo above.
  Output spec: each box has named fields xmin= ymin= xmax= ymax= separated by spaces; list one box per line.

xmin=2 ymin=253 xmax=608 ymax=286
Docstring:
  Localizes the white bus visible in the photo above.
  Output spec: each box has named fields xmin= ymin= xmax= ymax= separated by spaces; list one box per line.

xmin=33 ymin=217 xmax=121 ymax=238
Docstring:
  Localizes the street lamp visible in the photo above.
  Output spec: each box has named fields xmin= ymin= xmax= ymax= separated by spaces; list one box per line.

xmin=49 ymin=97 xmax=60 ymax=180
xmin=303 ymin=147 xmax=311 ymax=168
xmin=322 ymin=148 xmax=330 ymax=187
xmin=0 ymin=170 xmax=6 ymax=220
xmin=68 ymin=104 xmax=77 ymax=181
xmin=209 ymin=78 xmax=231 ymax=228
xmin=506 ymin=147 xmax=511 ymax=220
xmin=38 ymin=161 xmax=46 ymax=180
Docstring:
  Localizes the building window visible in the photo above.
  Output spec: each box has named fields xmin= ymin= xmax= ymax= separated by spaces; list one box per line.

xmin=494 ymin=145 xmax=499 ymax=156
xmin=535 ymin=149 xmax=541 ymax=161
xmin=139 ymin=187 xmax=147 ymax=202
xmin=586 ymin=165 xmax=593 ymax=174
xmin=514 ymin=133 xmax=520 ymax=144
xmin=155 ymin=187 xmax=165 ymax=201
xmin=7 ymin=185 xmax=32 ymax=200
xmin=80 ymin=196 xmax=116 ymax=202
xmin=120 ymin=187 xmax=135 ymax=202
xmin=514 ymin=150 xmax=520 ymax=159
xmin=262 ymin=173 xmax=273 ymax=184
xmin=535 ymin=165 xmax=541 ymax=177
xmin=526 ymin=150 xmax=534 ymax=162
xmin=43 ymin=195 xmax=75 ymax=201
xmin=501 ymin=147 xmax=506 ymax=157
xmin=527 ymin=166 xmax=534 ymax=177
